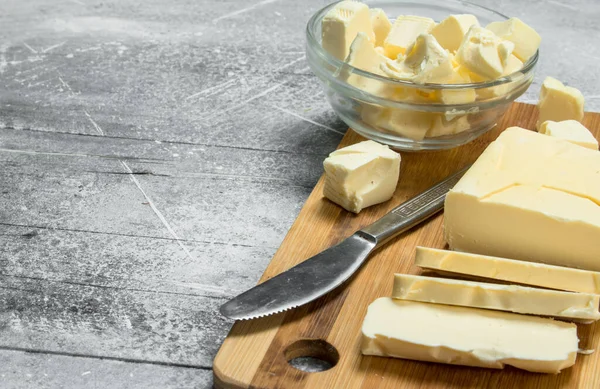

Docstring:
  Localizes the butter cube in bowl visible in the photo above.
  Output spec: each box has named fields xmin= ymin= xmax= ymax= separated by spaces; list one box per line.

xmin=306 ymin=0 xmax=539 ymax=151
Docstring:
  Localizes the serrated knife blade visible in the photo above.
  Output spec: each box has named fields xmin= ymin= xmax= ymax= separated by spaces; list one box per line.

xmin=219 ymin=165 xmax=470 ymax=320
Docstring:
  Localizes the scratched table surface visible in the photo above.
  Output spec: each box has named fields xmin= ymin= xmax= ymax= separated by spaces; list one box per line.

xmin=1 ymin=0 xmax=599 ymax=388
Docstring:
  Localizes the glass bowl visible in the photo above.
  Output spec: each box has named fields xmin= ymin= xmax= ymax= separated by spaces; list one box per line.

xmin=305 ymin=0 xmax=538 ymax=151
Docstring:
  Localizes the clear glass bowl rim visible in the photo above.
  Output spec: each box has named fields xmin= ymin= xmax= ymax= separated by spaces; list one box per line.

xmin=305 ymin=0 xmax=539 ymax=91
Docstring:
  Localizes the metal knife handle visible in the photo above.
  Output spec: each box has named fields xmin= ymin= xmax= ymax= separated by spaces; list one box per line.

xmin=361 ymin=165 xmax=470 ymax=248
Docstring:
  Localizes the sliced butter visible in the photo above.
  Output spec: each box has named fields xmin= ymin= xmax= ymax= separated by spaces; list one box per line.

xmin=361 ymin=298 xmax=578 ymax=373
xmin=370 ymin=8 xmax=391 ymax=47
xmin=392 ymin=274 xmax=600 ymax=321
xmin=431 ymin=14 xmax=479 ymax=53
xmin=415 ymin=247 xmax=600 ymax=294
xmin=486 ymin=17 xmax=541 ymax=62
xmin=383 ymin=15 xmax=435 ymax=59
xmin=537 ymin=77 xmax=585 ymax=129
xmin=323 ymin=140 xmax=400 ymax=213
xmin=321 ymin=1 xmax=374 ymax=61
xmin=539 ymin=120 xmax=598 ymax=150
xmin=456 ymin=26 xmax=514 ymax=80
xmin=444 ymin=127 xmax=600 ymax=271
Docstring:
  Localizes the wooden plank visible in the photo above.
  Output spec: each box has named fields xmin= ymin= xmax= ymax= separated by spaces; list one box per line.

xmin=0 ymin=349 xmax=211 ymax=389
xmin=213 ymin=103 xmax=600 ymax=388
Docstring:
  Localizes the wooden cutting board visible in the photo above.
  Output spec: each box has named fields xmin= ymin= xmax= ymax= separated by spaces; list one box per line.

xmin=213 ymin=102 xmax=600 ymax=389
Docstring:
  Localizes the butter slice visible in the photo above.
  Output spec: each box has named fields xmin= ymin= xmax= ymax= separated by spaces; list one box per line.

xmin=444 ymin=127 xmax=600 ymax=271
xmin=456 ymin=26 xmax=514 ymax=80
xmin=415 ymin=247 xmax=600 ymax=294
xmin=431 ymin=14 xmax=479 ymax=53
xmin=393 ymin=274 xmax=600 ymax=321
xmin=362 ymin=298 xmax=578 ymax=373
xmin=370 ymin=8 xmax=391 ymax=47
xmin=321 ymin=1 xmax=374 ymax=61
xmin=381 ymin=34 xmax=454 ymax=84
xmin=486 ymin=17 xmax=541 ymax=62
xmin=539 ymin=120 xmax=598 ymax=150
xmin=383 ymin=15 xmax=435 ymax=59
xmin=323 ymin=140 xmax=400 ymax=213
xmin=537 ymin=77 xmax=585 ymax=129
xmin=342 ymin=32 xmax=392 ymax=97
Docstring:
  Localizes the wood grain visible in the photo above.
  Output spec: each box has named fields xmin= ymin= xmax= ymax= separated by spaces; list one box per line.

xmin=213 ymin=102 xmax=600 ymax=389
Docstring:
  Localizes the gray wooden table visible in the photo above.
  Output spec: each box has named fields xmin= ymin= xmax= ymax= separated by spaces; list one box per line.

xmin=1 ymin=0 xmax=598 ymax=388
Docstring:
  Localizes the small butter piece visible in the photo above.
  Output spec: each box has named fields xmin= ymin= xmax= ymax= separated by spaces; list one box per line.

xmin=321 ymin=1 xmax=375 ymax=61
xmin=361 ymin=298 xmax=578 ymax=373
xmin=425 ymin=115 xmax=470 ymax=137
xmin=370 ymin=8 xmax=391 ymax=47
xmin=381 ymin=34 xmax=454 ymax=84
xmin=415 ymin=247 xmax=600 ymax=294
xmin=376 ymin=108 xmax=435 ymax=140
xmin=537 ymin=77 xmax=585 ymax=129
xmin=342 ymin=32 xmax=392 ymax=97
xmin=539 ymin=120 xmax=598 ymax=150
xmin=444 ymin=127 xmax=600 ymax=271
xmin=486 ymin=17 xmax=541 ymax=62
xmin=392 ymin=274 xmax=600 ymax=321
xmin=476 ymin=54 xmax=523 ymax=99
xmin=323 ymin=140 xmax=400 ymax=213
xmin=431 ymin=14 xmax=479 ymax=53
xmin=383 ymin=15 xmax=435 ymax=59
xmin=437 ymin=64 xmax=477 ymax=104
xmin=456 ymin=26 xmax=514 ymax=80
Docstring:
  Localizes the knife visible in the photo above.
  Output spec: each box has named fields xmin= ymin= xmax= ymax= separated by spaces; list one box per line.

xmin=219 ymin=165 xmax=470 ymax=320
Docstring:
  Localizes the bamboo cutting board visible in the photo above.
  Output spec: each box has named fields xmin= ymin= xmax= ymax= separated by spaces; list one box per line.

xmin=213 ymin=103 xmax=600 ymax=389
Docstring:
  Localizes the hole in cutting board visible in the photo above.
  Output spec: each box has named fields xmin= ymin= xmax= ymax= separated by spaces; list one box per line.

xmin=285 ymin=339 xmax=339 ymax=373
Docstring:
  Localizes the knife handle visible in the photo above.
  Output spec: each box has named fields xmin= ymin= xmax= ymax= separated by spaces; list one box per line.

xmin=360 ymin=165 xmax=470 ymax=248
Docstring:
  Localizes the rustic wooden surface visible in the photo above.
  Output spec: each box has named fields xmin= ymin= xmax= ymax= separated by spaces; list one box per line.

xmin=214 ymin=104 xmax=600 ymax=389
xmin=1 ymin=0 xmax=599 ymax=388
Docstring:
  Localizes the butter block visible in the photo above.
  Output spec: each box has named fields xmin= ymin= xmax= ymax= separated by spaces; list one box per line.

xmin=415 ymin=247 xmax=600 ymax=294
xmin=370 ymin=8 xmax=391 ymax=47
xmin=444 ymin=127 xmax=600 ymax=271
xmin=361 ymin=298 xmax=578 ymax=373
xmin=431 ymin=14 xmax=479 ymax=53
xmin=537 ymin=77 xmax=585 ymax=129
xmin=342 ymin=32 xmax=392 ymax=97
xmin=539 ymin=120 xmax=598 ymax=150
xmin=383 ymin=15 xmax=435 ymax=59
xmin=456 ymin=26 xmax=514 ymax=80
xmin=323 ymin=140 xmax=400 ymax=213
xmin=392 ymin=274 xmax=600 ymax=321
xmin=321 ymin=1 xmax=374 ymax=61
xmin=381 ymin=34 xmax=454 ymax=84
xmin=486 ymin=17 xmax=541 ymax=62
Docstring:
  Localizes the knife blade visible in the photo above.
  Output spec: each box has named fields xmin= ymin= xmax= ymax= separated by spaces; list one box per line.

xmin=219 ymin=165 xmax=470 ymax=320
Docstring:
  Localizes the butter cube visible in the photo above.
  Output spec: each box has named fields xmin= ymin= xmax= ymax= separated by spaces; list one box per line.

xmin=362 ymin=298 xmax=578 ymax=373
xmin=539 ymin=120 xmax=598 ymax=150
xmin=431 ymin=14 xmax=479 ymax=53
xmin=437 ymin=63 xmax=477 ymax=104
xmin=321 ymin=1 xmax=374 ymax=61
xmin=342 ymin=32 xmax=393 ymax=98
xmin=476 ymin=54 xmax=523 ymax=99
xmin=378 ymin=108 xmax=435 ymax=140
xmin=393 ymin=274 xmax=600 ymax=321
xmin=323 ymin=140 xmax=400 ymax=213
xmin=381 ymin=34 xmax=454 ymax=84
xmin=383 ymin=15 xmax=435 ymax=59
xmin=370 ymin=8 xmax=391 ymax=47
xmin=444 ymin=127 xmax=600 ymax=271
xmin=415 ymin=247 xmax=600 ymax=294
xmin=425 ymin=115 xmax=470 ymax=137
xmin=537 ymin=76 xmax=585 ymax=129
xmin=456 ymin=26 xmax=514 ymax=80
xmin=486 ymin=17 xmax=541 ymax=62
